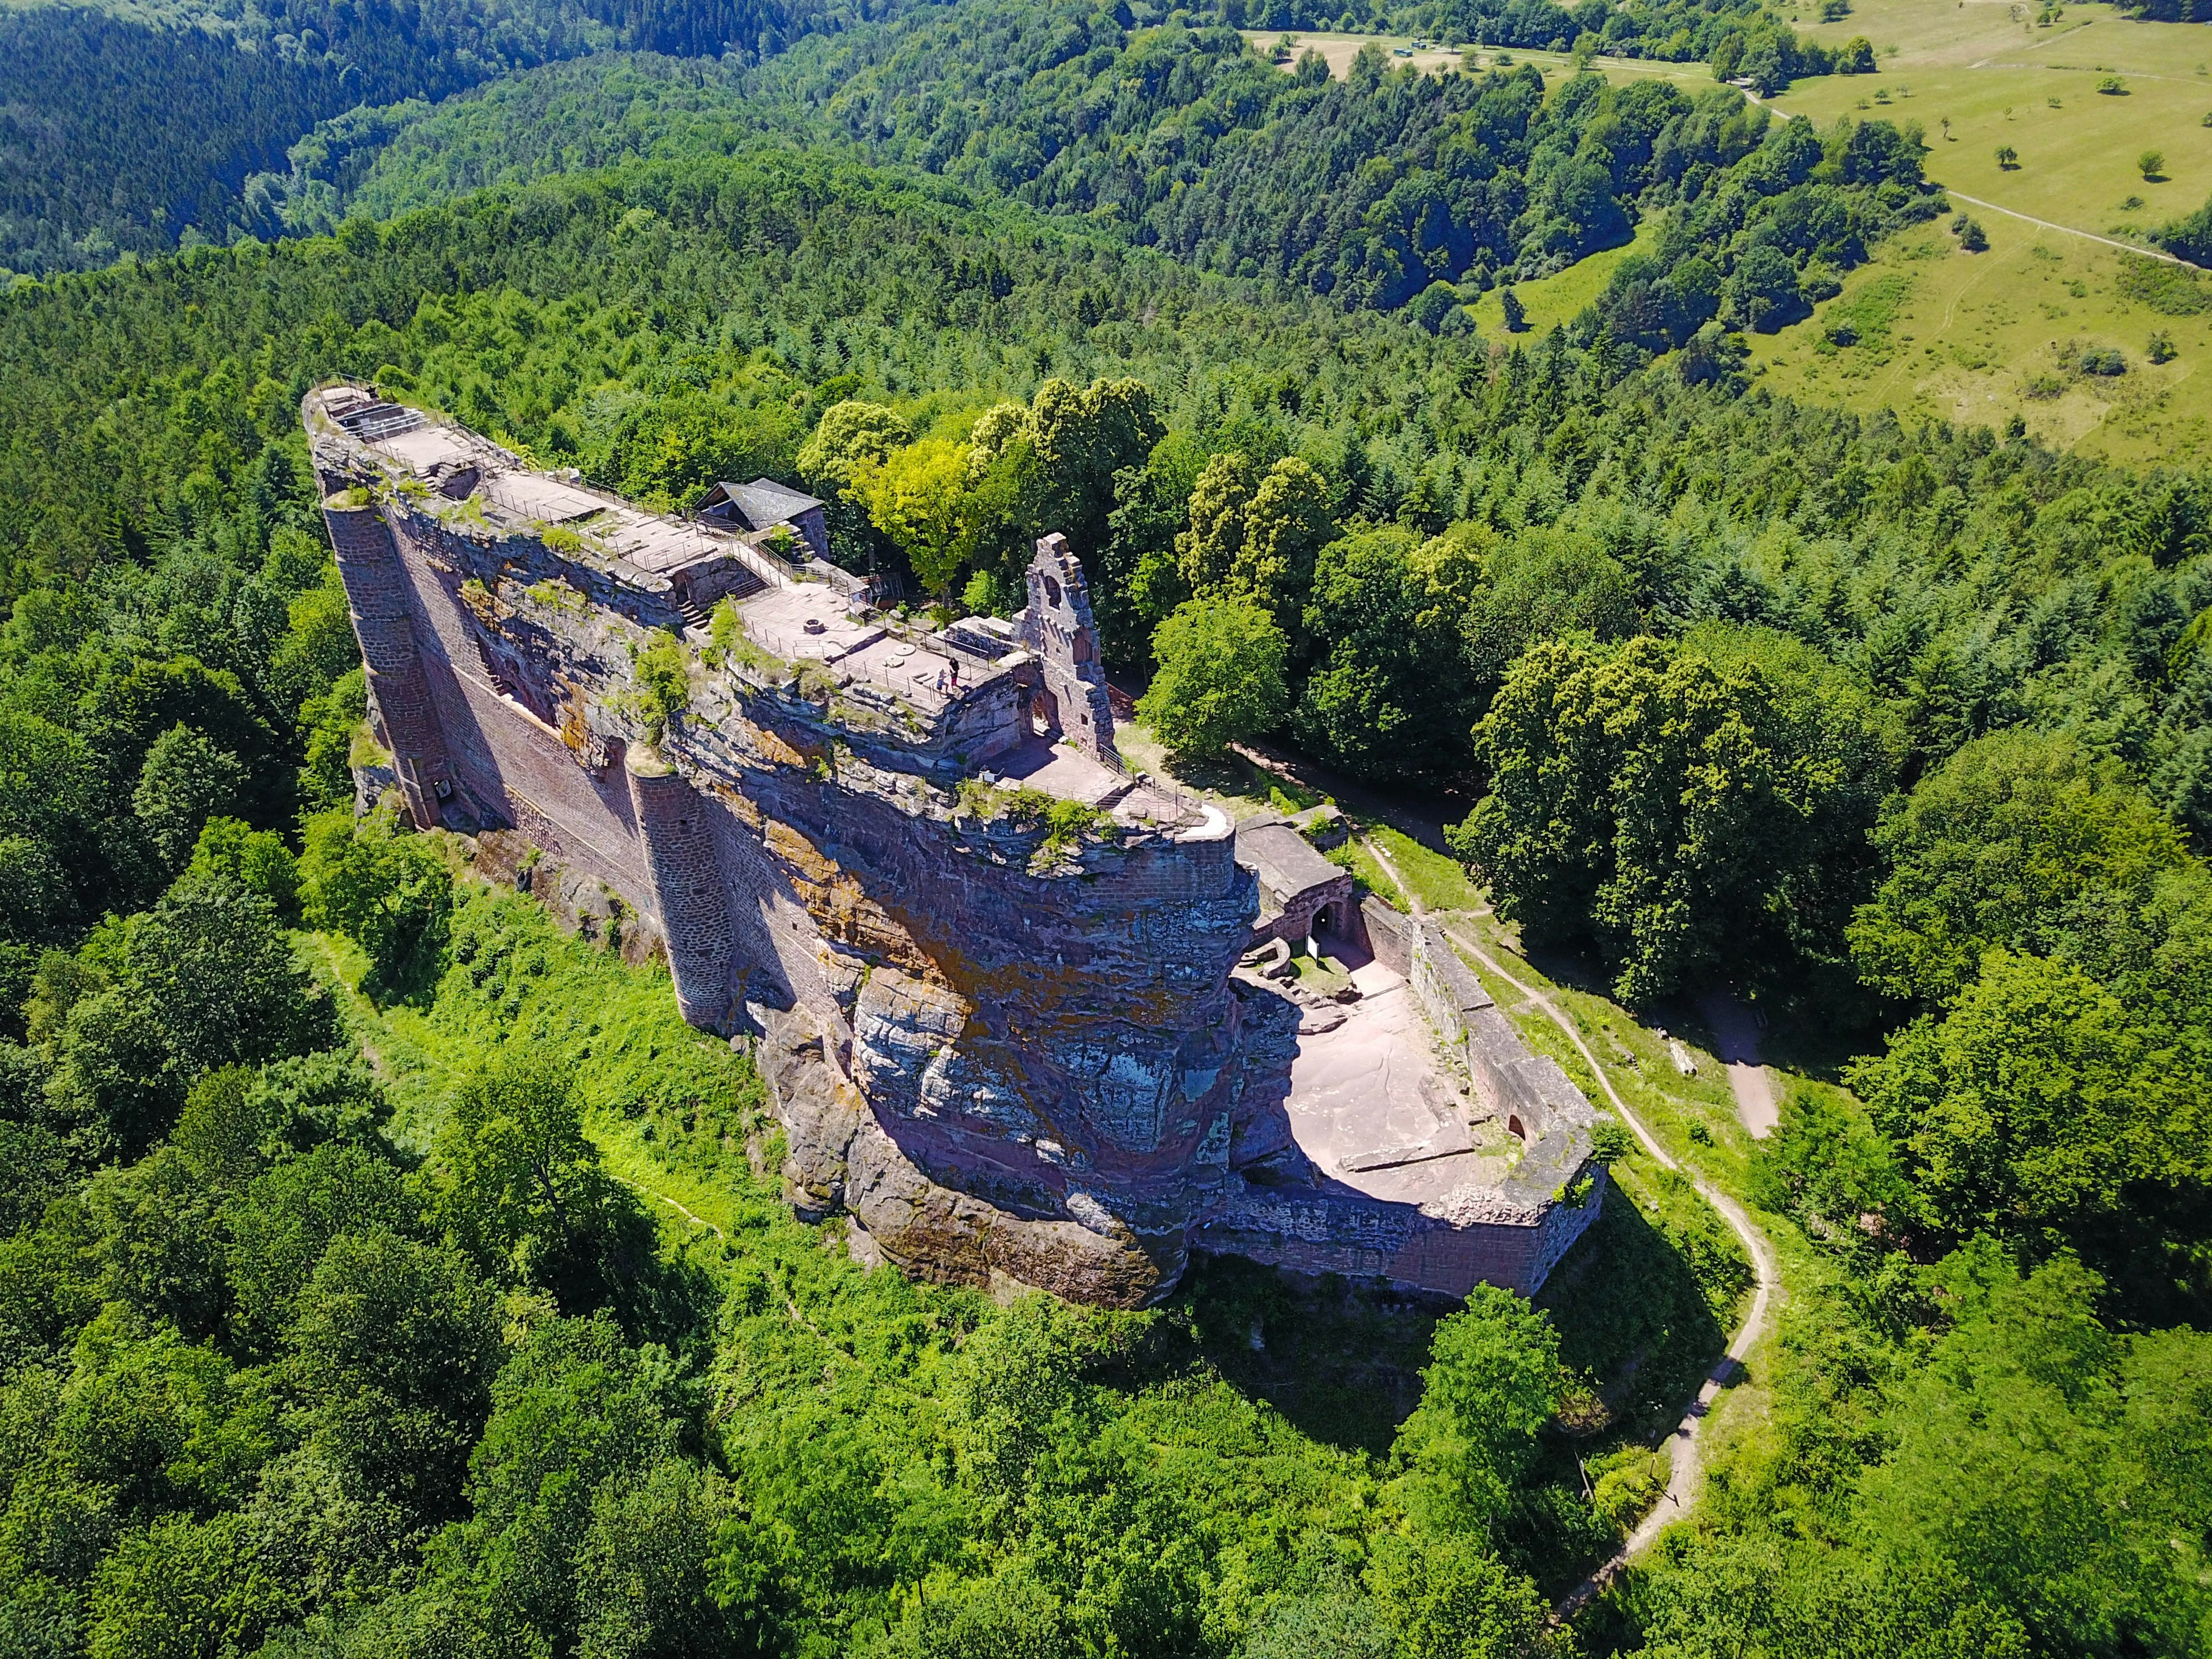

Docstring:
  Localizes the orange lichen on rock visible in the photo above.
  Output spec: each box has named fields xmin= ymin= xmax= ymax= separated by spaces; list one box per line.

xmin=764 ymin=817 xmax=944 ymax=983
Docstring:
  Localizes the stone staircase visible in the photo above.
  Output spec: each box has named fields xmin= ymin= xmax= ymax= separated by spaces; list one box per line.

xmin=676 ymin=563 xmax=767 ymax=637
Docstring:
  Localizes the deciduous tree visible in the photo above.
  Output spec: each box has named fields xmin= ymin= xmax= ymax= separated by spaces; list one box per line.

xmin=854 ymin=438 xmax=975 ymax=600
xmin=1454 ymin=630 xmax=1893 ymax=1002
xmin=1134 ymin=597 xmax=1289 ymax=760
xmin=1295 ymin=527 xmax=1474 ymax=785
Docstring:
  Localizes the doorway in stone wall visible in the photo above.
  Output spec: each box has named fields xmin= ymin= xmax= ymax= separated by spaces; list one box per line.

xmin=1029 ymin=685 xmax=1060 ymax=738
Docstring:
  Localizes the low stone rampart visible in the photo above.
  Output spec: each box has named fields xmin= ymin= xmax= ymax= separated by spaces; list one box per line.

xmin=1359 ymin=895 xmax=1411 ymax=976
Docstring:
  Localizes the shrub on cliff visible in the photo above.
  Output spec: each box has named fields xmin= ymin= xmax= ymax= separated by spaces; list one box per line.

xmin=632 ymin=631 xmax=691 ymax=747
xmin=1136 ymin=597 xmax=1290 ymax=761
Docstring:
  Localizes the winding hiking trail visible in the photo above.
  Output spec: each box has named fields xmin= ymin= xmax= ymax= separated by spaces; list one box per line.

xmin=1937 ymin=189 xmax=2183 ymax=264
xmin=1358 ymin=835 xmax=1781 ymax=1617
xmin=1697 ymin=991 xmax=1779 ymax=1140
xmin=607 ymin=1169 xmax=725 ymax=1237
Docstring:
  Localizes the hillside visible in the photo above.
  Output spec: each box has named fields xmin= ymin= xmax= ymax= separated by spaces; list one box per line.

xmin=0 ymin=0 xmax=926 ymax=278
xmin=1751 ymin=0 xmax=2212 ymax=460
xmin=209 ymin=1 xmax=1938 ymax=346
xmin=0 ymin=8 xmax=2209 ymax=1659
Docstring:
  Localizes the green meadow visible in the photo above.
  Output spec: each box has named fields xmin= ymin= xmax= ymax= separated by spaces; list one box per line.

xmin=1762 ymin=0 xmax=2212 ymax=459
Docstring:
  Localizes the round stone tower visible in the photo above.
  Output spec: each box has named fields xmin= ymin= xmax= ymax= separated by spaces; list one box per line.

xmin=320 ymin=493 xmax=454 ymax=828
xmin=626 ymin=747 xmax=734 ymax=1032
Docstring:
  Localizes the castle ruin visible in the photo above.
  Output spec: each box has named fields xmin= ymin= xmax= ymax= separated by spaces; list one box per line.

xmin=307 ymin=385 xmax=1604 ymax=1308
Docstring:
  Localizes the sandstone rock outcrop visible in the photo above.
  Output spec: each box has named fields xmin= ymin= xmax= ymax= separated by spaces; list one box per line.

xmin=306 ymin=385 xmax=1603 ymax=1307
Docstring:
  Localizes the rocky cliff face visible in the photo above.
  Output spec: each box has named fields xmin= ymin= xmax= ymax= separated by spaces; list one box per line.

xmin=307 ymin=387 xmax=1601 ymax=1309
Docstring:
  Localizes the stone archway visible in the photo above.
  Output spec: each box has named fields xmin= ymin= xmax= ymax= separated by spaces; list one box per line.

xmin=1029 ymin=684 xmax=1060 ymax=738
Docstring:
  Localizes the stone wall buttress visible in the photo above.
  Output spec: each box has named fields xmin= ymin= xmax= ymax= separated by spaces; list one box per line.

xmin=627 ymin=751 xmax=737 ymax=1032
xmin=323 ymin=499 xmax=453 ymax=828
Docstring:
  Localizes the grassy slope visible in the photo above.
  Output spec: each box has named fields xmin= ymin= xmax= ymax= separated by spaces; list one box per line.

xmin=1468 ymin=211 xmax=1672 ymax=335
xmin=1240 ymin=27 xmax=1718 ymax=94
xmin=1441 ymin=908 xmax=1791 ymax=1528
xmin=1277 ymin=7 xmax=2212 ymax=460
xmin=1754 ymin=0 xmax=2212 ymax=459
xmin=1748 ymin=213 xmax=2212 ymax=462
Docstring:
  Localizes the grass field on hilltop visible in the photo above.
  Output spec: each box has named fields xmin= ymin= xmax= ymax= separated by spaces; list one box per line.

xmin=1240 ymin=27 xmax=1717 ymax=89
xmin=1772 ymin=0 xmax=2212 ymax=247
xmin=1744 ymin=210 xmax=2212 ymax=463
xmin=1247 ymin=10 xmax=2212 ymax=458
xmin=1752 ymin=0 xmax=2212 ymax=457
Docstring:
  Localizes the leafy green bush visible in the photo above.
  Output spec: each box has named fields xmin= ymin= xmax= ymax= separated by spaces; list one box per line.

xmin=632 ymin=630 xmax=691 ymax=745
xmin=299 ymin=809 xmax=453 ymax=995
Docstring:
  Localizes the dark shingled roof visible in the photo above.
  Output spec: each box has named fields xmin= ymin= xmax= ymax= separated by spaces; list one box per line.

xmin=715 ymin=478 xmax=824 ymax=531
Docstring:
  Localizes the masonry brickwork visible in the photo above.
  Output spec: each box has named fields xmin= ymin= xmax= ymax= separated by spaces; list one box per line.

xmin=1019 ymin=533 xmax=1119 ymax=769
xmin=306 ymin=387 xmax=1601 ymax=1308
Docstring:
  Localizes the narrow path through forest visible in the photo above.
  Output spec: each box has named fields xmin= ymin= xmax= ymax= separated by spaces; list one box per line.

xmin=1696 ymin=991 xmax=1779 ymax=1139
xmin=607 ymin=1169 xmax=725 ymax=1237
xmin=1357 ymin=835 xmax=1781 ymax=1617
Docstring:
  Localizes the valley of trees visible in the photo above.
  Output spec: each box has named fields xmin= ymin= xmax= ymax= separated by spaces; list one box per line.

xmin=0 ymin=0 xmax=1896 ymax=283
xmin=0 ymin=0 xmax=916 ymax=278
xmin=0 ymin=12 xmax=2207 ymax=1654
xmin=207 ymin=4 xmax=1926 ymax=331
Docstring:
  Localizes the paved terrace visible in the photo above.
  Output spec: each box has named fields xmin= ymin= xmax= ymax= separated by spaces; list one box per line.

xmin=321 ymin=388 xmax=1200 ymax=830
xmin=1242 ymin=938 xmax=1521 ymax=1208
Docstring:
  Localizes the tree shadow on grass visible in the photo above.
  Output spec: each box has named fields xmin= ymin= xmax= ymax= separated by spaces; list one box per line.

xmin=1536 ymin=1181 xmax=1730 ymax=1443
xmin=1168 ymin=1254 xmax=1446 ymax=1458
xmin=1155 ymin=1175 xmax=1743 ymax=1461
xmin=1513 ymin=936 xmax=1619 ymax=1002
xmin=357 ymin=927 xmax=451 ymax=1011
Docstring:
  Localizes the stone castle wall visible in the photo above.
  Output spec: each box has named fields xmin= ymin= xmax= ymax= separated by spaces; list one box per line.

xmin=319 ymin=467 xmax=1266 ymax=1302
xmin=309 ymin=391 xmax=1602 ymax=1308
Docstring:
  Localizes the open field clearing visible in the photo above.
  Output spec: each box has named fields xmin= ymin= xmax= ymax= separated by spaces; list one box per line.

xmin=1746 ymin=211 xmax=2212 ymax=461
xmin=1752 ymin=0 xmax=2212 ymax=452
xmin=1247 ymin=10 xmax=2212 ymax=455
xmin=1468 ymin=214 xmax=1672 ymax=334
xmin=1240 ymin=28 xmax=1719 ymax=88
xmin=1772 ymin=2 xmax=2212 ymax=256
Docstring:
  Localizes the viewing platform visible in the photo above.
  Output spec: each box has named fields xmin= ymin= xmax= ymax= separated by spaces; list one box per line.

xmin=306 ymin=385 xmax=1199 ymax=835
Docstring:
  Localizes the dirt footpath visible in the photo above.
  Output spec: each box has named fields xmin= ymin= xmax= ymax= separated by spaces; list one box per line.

xmin=1696 ymin=990 xmax=1779 ymax=1139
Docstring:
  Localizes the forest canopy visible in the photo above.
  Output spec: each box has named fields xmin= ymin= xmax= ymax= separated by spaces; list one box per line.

xmin=0 ymin=25 xmax=2206 ymax=1649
